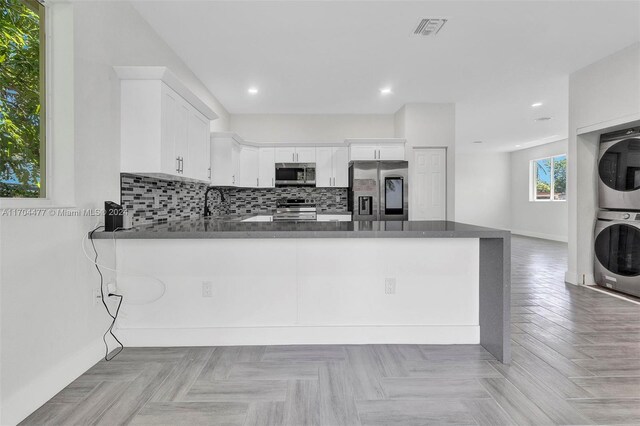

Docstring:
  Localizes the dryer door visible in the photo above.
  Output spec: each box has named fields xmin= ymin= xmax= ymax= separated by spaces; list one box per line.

xmin=598 ymin=137 xmax=640 ymax=210
xmin=595 ymin=222 xmax=640 ymax=277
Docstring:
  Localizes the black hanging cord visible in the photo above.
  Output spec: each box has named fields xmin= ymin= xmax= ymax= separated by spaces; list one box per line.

xmin=89 ymin=226 xmax=124 ymax=361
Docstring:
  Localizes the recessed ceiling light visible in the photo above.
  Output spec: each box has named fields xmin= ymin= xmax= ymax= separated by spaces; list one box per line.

xmin=247 ymin=87 xmax=259 ymax=95
xmin=531 ymin=102 xmax=543 ymax=107
xmin=473 ymin=140 xmax=483 ymax=144
xmin=515 ymin=144 xmax=521 ymax=147
xmin=379 ymin=87 xmax=392 ymax=95
xmin=534 ymin=116 xmax=552 ymax=121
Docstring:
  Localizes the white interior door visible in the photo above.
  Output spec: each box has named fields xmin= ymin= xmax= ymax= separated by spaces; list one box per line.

xmin=413 ymin=148 xmax=446 ymax=220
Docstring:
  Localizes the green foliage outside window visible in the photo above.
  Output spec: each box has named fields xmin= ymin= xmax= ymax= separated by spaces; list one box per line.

xmin=553 ymin=156 xmax=567 ymax=198
xmin=0 ymin=0 xmax=45 ymax=198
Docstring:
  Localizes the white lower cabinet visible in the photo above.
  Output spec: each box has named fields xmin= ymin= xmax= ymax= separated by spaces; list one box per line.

xmin=258 ymin=147 xmax=275 ymax=188
xmin=316 ymin=146 xmax=349 ymax=188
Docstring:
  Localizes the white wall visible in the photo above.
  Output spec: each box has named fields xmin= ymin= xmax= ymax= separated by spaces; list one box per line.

xmin=0 ymin=3 xmax=229 ymax=424
xmin=567 ymin=43 xmax=640 ymax=285
xmin=229 ymin=113 xmax=395 ymax=143
xmin=395 ymin=104 xmax=456 ymax=220
xmin=455 ymin=152 xmax=511 ymax=230
xmin=510 ymin=140 xmax=569 ymax=241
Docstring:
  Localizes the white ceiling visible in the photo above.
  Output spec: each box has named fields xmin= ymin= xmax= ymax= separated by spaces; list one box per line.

xmin=132 ymin=1 xmax=640 ymax=152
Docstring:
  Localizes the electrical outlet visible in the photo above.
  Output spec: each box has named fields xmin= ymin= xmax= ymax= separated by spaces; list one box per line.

xmin=335 ymin=195 xmax=340 ymax=203
xmin=202 ymin=281 xmax=213 ymax=298
xmin=93 ymin=289 xmax=102 ymax=305
xmin=385 ymin=278 xmax=396 ymax=295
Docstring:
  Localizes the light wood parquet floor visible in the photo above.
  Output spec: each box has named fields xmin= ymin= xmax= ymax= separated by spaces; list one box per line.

xmin=22 ymin=236 xmax=640 ymax=425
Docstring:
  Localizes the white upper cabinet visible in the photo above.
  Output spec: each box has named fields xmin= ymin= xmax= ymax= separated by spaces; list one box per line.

xmin=315 ymin=146 xmax=348 ymax=188
xmin=185 ymin=104 xmax=211 ymax=181
xmin=258 ymin=147 xmax=275 ymax=188
xmin=274 ymin=146 xmax=315 ymax=163
xmin=347 ymin=139 xmax=406 ymax=161
xmin=349 ymin=145 xmax=377 ymax=161
xmin=315 ymin=147 xmax=334 ymax=188
xmin=210 ymin=134 xmax=241 ymax=186
xmin=295 ymin=147 xmax=316 ymax=163
xmin=117 ymin=67 xmax=217 ymax=182
xmin=275 ymin=147 xmax=296 ymax=163
xmin=240 ymin=146 xmax=259 ymax=187
xmin=333 ymin=146 xmax=349 ymax=187
xmin=378 ymin=144 xmax=405 ymax=160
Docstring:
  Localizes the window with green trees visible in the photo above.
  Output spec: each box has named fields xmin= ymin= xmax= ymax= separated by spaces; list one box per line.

xmin=531 ymin=154 xmax=567 ymax=201
xmin=1 ymin=0 xmax=45 ymax=198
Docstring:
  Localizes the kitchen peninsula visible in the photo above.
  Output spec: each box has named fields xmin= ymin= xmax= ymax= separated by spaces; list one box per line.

xmin=93 ymin=219 xmax=511 ymax=363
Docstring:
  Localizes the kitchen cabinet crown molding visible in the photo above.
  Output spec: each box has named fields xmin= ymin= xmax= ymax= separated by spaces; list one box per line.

xmin=345 ymin=138 xmax=406 ymax=145
xmin=114 ymin=66 xmax=218 ymax=120
xmin=212 ymin=132 xmax=348 ymax=148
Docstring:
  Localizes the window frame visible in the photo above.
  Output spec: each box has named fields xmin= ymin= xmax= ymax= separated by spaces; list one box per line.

xmin=529 ymin=154 xmax=567 ymax=202
xmin=1 ymin=0 xmax=52 ymax=206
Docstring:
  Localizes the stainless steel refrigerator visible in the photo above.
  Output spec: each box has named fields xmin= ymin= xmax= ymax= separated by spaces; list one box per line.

xmin=348 ymin=161 xmax=409 ymax=221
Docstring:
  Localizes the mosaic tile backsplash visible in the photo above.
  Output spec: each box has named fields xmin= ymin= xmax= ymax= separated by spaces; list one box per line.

xmin=121 ymin=174 xmax=348 ymax=226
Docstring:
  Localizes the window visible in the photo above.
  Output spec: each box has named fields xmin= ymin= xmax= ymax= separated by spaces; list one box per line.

xmin=1 ymin=0 xmax=46 ymax=198
xmin=531 ymin=154 xmax=567 ymax=201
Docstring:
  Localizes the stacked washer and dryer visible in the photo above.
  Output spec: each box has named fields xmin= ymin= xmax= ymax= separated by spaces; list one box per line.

xmin=595 ymin=127 xmax=640 ymax=297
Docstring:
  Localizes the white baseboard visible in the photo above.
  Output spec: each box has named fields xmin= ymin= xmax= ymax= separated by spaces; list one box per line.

xmin=2 ymin=339 xmax=104 ymax=426
xmin=564 ymin=271 xmax=595 ymax=286
xmin=565 ymin=271 xmax=580 ymax=285
xmin=511 ymin=229 xmax=568 ymax=243
xmin=119 ymin=325 xmax=480 ymax=347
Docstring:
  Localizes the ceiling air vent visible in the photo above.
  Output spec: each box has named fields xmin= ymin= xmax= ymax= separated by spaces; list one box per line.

xmin=414 ymin=18 xmax=448 ymax=36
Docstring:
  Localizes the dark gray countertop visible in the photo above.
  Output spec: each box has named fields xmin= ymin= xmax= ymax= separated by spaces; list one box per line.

xmin=91 ymin=217 xmax=510 ymax=240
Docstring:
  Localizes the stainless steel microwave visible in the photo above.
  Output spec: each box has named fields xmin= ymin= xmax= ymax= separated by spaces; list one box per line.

xmin=275 ymin=163 xmax=316 ymax=187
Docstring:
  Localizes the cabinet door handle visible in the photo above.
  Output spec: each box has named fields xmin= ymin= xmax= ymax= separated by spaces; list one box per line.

xmin=293 ymin=153 xmax=295 ymax=162
xmin=208 ymin=167 xmax=211 ymax=179
xmin=272 ymin=177 xmax=274 ymax=186
xmin=257 ymin=177 xmax=259 ymax=187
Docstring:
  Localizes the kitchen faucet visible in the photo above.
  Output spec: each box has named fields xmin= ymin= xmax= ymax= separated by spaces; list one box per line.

xmin=204 ymin=187 xmax=226 ymax=217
